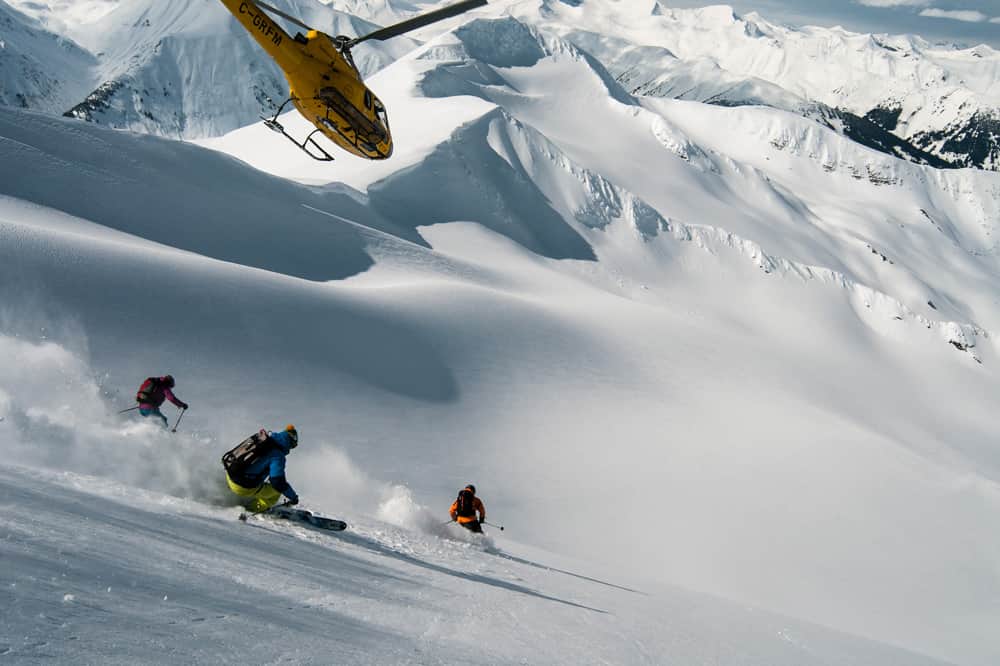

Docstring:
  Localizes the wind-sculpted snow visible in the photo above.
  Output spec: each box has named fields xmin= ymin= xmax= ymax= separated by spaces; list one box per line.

xmin=0 ymin=193 xmax=461 ymax=406
xmin=0 ymin=110 xmax=422 ymax=282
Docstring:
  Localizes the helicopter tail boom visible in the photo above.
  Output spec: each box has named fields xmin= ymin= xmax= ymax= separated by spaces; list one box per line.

xmin=218 ymin=0 xmax=300 ymax=69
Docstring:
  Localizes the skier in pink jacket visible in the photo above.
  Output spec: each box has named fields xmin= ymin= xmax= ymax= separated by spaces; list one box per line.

xmin=135 ymin=375 xmax=188 ymax=428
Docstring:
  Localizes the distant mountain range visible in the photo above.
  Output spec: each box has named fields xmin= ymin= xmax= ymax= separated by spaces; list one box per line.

xmin=521 ymin=1 xmax=999 ymax=171
xmin=1 ymin=0 xmax=997 ymax=170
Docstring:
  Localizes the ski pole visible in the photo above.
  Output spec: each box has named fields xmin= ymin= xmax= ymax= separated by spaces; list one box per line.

xmin=442 ymin=519 xmax=457 ymax=526
xmin=483 ymin=520 xmax=504 ymax=531
xmin=117 ymin=406 xmax=139 ymax=414
xmin=171 ymin=408 xmax=187 ymax=433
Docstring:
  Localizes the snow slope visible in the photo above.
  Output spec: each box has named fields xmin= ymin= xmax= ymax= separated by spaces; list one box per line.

xmin=0 ymin=465 xmax=948 ymax=665
xmin=3 ymin=3 xmax=1000 ymax=666
xmin=5 ymin=104 xmax=1000 ymax=666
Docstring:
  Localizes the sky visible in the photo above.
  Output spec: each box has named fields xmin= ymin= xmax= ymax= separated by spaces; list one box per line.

xmin=664 ymin=0 xmax=1000 ymax=48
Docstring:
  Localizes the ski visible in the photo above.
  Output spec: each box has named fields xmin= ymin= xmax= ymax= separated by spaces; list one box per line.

xmin=239 ymin=506 xmax=347 ymax=531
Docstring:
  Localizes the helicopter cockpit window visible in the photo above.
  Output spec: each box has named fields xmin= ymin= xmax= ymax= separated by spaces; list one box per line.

xmin=374 ymin=99 xmax=389 ymax=128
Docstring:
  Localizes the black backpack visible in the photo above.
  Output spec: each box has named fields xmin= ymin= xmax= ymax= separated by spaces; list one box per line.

xmin=222 ymin=431 xmax=273 ymax=475
xmin=455 ymin=489 xmax=476 ymax=518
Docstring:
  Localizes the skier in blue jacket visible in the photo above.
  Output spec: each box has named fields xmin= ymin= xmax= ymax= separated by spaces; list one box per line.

xmin=225 ymin=424 xmax=300 ymax=513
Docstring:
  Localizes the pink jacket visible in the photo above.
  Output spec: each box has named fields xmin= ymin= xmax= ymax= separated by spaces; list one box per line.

xmin=137 ymin=378 xmax=186 ymax=410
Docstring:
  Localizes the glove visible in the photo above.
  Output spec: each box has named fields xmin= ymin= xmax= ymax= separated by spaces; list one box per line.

xmin=179 ymin=402 xmax=189 ymax=410
xmin=285 ymin=497 xmax=299 ymax=506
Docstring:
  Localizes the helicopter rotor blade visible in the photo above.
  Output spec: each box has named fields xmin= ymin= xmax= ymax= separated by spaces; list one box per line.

xmin=256 ymin=0 xmax=315 ymax=33
xmin=346 ymin=0 xmax=487 ymax=49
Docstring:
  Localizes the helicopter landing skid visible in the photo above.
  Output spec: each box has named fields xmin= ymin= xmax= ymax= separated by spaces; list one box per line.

xmin=261 ymin=113 xmax=334 ymax=162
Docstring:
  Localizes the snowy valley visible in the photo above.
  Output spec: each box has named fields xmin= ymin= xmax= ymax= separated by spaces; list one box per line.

xmin=2 ymin=1 xmax=1000 ymax=665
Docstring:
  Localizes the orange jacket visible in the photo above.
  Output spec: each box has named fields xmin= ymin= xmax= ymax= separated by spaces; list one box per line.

xmin=450 ymin=495 xmax=485 ymax=524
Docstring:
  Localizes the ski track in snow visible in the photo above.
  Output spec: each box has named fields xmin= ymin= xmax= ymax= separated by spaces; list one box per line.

xmin=0 ymin=465 xmax=952 ymax=665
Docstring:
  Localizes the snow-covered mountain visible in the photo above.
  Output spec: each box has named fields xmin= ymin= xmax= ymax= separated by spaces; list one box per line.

xmin=3 ymin=0 xmax=118 ymax=36
xmin=1 ymin=0 xmax=415 ymax=138
xmin=515 ymin=1 xmax=1000 ymax=170
xmin=3 ymin=1 xmax=1000 ymax=665
xmin=535 ymin=16 xmax=951 ymax=167
xmin=322 ymin=0 xmax=427 ymax=26
xmin=0 ymin=1 xmax=96 ymax=112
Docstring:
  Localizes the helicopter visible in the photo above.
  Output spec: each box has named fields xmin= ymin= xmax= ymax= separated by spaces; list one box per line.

xmin=218 ymin=0 xmax=488 ymax=161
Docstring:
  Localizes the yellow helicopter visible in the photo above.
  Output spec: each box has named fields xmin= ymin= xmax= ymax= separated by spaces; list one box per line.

xmin=219 ymin=0 xmax=487 ymax=161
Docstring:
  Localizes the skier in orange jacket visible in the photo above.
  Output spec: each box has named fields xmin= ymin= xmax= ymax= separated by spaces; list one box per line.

xmin=449 ymin=484 xmax=486 ymax=533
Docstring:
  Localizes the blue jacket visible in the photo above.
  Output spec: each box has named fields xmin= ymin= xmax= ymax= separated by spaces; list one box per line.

xmin=233 ymin=430 xmax=298 ymax=502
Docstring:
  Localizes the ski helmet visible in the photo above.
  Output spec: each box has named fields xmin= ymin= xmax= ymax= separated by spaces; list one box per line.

xmin=465 ymin=484 xmax=476 ymax=494
xmin=285 ymin=424 xmax=298 ymax=448
xmin=162 ymin=375 xmax=175 ymax=388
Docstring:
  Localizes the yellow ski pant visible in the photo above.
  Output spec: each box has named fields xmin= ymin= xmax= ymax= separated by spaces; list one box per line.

xmin=227 ymin=474 xmax=282 ymax=513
